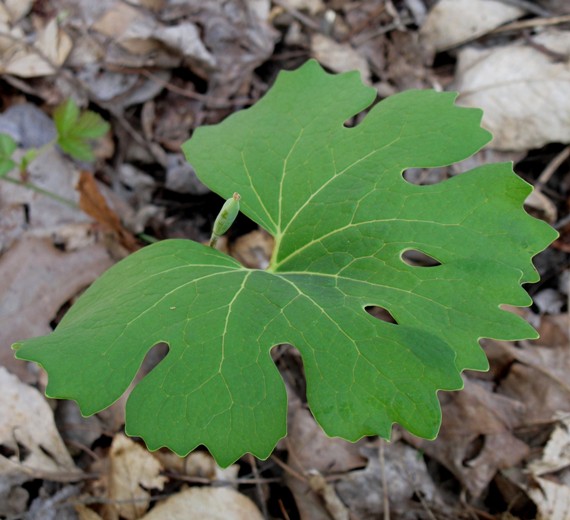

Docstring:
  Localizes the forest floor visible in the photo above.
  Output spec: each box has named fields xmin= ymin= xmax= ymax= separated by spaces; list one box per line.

xmin=0 ymin=0 xmax=569 ymax=519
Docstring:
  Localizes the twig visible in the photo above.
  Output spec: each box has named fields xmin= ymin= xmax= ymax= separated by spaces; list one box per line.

xmin=495 ymin=0 xmax=552 ymax=17
xmin=491 ymin=14 xmax=570 ymax=34
xmin=163 ymin=470 xmax=282 ymax=485
xmin=380 ymin=441 xmax=390 ymax=520
xmin=278 ymin=499 xmax=292 ymax=520
xmin=248 ymin=454 xmax=269 ymax=519
xmin=270 ymin=454 xmax=307 ymax=482
xmin=537 ymin=146 xmax=570 ymax=189
xmin=523 ymin=32 xmax=569 ymax=62
xmin=272 ymin=0 xmax=321 ymax=31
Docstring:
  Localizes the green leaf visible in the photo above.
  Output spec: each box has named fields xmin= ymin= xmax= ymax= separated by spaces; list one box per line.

xmin=53 ymin=99 xmax=108 ymax=161
xmin=57 ymin=136 xmax=95 ymax=162
xmin=13 ymin=60 xmax=557 ymax=467
xmin=53 ymin=98 xmax=80 ymax=136
xmin=73 ymin=111 xmax=111 ymax=139
xmin=0 ymin=133 xmax=17 ymax=177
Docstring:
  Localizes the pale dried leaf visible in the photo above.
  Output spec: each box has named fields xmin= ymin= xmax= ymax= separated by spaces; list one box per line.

xmin=0 ymin=4 xmax=10 ymax=24
xmin=0 ymin=237 xmax=114 ymax=381
xmin=0 ymin=367 xmax=78 ymax=485
xmin=4 ymin=0 xmax=33 ymax=23
xmin=2 ymin=19 xmax=72 ymax=77
xmin=524 ymin=415 xmax=570 ymax=519
xmin=530 ymin=415 xmax=570 ymax=476
xmin=153 ymin=23 xmax=216 ymax=68
xmin=92 ymin=2 xmax=158 ymax=55
xmin=455 ymin=30 xmax=570 ymax=150
xmin=311 ymin=34 xmax=371 ymax=83
xmin=38 ymin=18 xmax=73 ymax=67
xmin=421 ymin=0 xmax=523 ymax=52
xmin=106 ymin=434 xmax=166 ymax=520
xmin=140 ymin=486 xmax=263 ymax=520
xmin=529 ymin=477 xmax=570 ymax=520
xmin=279 ymin=0 xmax=324 ymax=15
xmin=75 ymin=504 xmax=104 ymax=520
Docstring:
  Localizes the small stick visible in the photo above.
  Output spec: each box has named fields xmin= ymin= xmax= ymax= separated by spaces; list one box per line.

xmin=491 ymin=14 xmax=570 ymax=34
xmin=537 ymin=146 xmax=570 ymax=189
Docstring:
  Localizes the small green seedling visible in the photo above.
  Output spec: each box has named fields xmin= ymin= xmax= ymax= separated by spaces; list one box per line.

xmin=0 ymin=99 xmax=109 ymax=206
xmin=13 ymin=60 xmax=557 ymax=467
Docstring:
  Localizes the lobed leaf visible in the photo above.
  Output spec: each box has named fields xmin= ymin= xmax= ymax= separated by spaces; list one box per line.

xmin=13 ymin=60 xmax=557 ymax=467
xmin=53 ymin=99 xmax=109 ymax=161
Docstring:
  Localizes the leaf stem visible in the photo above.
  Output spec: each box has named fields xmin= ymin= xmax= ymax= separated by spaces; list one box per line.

xmin=2 ymin=175 xmax=79 ymax=209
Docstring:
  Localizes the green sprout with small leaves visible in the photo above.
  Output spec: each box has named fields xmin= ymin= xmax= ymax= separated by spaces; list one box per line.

xmin=0 ymin=98 xmax=109 ymax=207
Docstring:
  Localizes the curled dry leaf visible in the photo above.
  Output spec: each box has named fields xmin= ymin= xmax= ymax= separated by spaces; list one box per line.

xmin=405 ymin=379 xmax=529 ymax=498
xmin=0 ymin=18 xmax=72 ymax=77
xmin=497 ymin=339 xmax=570 ymax=426
xmin=455 ymin=30 xmax=570 ymax=151
xmin=3 ymin=0 xmax=33 ymax=23
xmin=77 ymin=171 xmax=139 ymax=252
xmin=522 ymin=415 xmax=570 ymax=520
xmin=311 ymin=34 xmax=371 ymax=83
xmin=420 ymin=0 xmax=523 ymax=52
xmin=102 ymin=434 xmax=166 ymax=520
xmin=0 ymin=367 xmax=79 ymax=498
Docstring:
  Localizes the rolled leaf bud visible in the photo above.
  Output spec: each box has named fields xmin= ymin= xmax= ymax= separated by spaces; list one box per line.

xmin=209 ymin=192 xmax=241 ymax=247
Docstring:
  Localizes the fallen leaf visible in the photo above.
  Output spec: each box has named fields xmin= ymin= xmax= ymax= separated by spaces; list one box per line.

xmin=75 ymin=504 xmax=104 ymax=520
xmin=92 ymin=2 xmax=159 ymax=56
xmin=1 ymin=18 xmax=72 ymax=77
xmin=311 ymin=34 xmax=371 ymax=83
xmin=524 ymin=415 xmax=570 ymax=520
xmin=0 ymin=367 xmax=79 ymax=495
xmin=0 ymin=237 xmax=114 ymax=381
xmin=103 ymin=434 xmax=166 ymax=520
xmin=335 ymin=443 xmax=445 ymax=519
xmin=77 ymin=171 xmax=139 ymax=251
xmin=279 ymin=0 xmax=324 ymax=15
xmin=3 ymin=0 xmax=33 ymax=23
xmin=497 ymin=340 xmax=570 ymax=425
xmin=229 ymin=230 xmax=274 ymax=270
xmin=528 ymin=477 xmax=570 ymax=520
xmin=421 ymin=0 xmax=523 ymax=52
xmin=405 ymin=379 xmax=529 ymax=497
xmin=140 ymin=486 xmax=263 ymax=520
xmin=455 ymin=30 xmax=570 ymax=150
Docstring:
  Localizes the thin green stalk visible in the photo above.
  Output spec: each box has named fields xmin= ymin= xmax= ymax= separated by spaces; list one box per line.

xmin=2 ymin=176 xmax=79 ymax=209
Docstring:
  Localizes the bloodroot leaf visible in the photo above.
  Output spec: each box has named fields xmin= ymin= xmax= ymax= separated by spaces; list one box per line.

xmin=13 ymin=60 xmax=557 ymax=467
